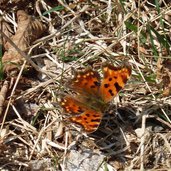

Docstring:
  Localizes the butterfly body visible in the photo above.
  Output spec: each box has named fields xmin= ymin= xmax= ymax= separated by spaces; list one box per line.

xmin=60 ymin=62 xmax=131 ymax=133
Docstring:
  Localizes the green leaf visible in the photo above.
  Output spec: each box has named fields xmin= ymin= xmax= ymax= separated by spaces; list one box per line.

xmin=155 ymin=0 xmax=160 ymax=13
xmin=140 ymin=31 xmax=147 ymax=44
xmin=42 ymin=6 xmax=64 ymax=15
xmin=147 ymin=24 xmax=158 ymax=57
xmin=125 ymin=21 xmax=138 ymax=33
xmin=150 ymin=25 xmax=170 ymax=50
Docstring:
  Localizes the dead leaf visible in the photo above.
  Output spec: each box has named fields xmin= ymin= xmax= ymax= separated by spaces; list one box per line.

xmin=2 ymin=10 xmax=46 ymax=75
xmin=0 ymin=20 xmax=13 ymax=47
xmin=157 ymin=58 xmax=171 ymax=96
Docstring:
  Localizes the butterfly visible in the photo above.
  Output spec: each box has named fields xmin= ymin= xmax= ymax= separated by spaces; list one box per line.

xmin=60 ymin=62 xmax=131 ymax=133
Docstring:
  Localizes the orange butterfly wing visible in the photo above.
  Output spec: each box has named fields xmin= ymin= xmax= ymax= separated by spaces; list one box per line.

xmin=60 ymin=96 xmax=102 ymax=133
xmin=100 ymin=63 xmax=131 ymax=103
xmin=67 ymin=68 xmax=101 ymax=97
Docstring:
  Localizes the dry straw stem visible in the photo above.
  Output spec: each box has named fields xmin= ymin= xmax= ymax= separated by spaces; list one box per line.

xmin=0 ymin=80 xmax=8 ymax=116
xmin=0 ymin=61 xmax=27 ymax=131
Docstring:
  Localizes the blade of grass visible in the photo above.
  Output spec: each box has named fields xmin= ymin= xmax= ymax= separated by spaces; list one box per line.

xmin=150 ymin=25 xmax=170 ymax=51
xmin=42 ymin=6 xmax=64 ymax=16
xmin=147 ymin=23 xmax=158 ymax=57
xmin=119 ymin=0 xmax=126 ymax=13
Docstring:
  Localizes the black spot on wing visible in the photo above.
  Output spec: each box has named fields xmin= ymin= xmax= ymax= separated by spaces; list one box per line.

xmin=104 ymin=84 xmax=109 ymax=88
xmin=114 ymin=82 xmax=122 ymax=92
xmin=85 ymin=113 xmax=90 ymax=117
xmin=91 ymin=81 xmax=100 ymax=89
xmin=77 ymin=108 xmax=84 ymax=113
xmin=94 ymin=81 xmax=100 ymax=87
xmin=90 ymin=85 xmax=96 ymax=88
xmin=91 ymin=118 xmax=101 ymax=122
xmin=108 ymin=89 xmax=114 ymax=96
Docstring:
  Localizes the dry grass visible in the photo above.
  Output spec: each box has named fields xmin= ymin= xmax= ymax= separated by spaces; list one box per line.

xmin=0 ymin=0 xmax=171 ymax=170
